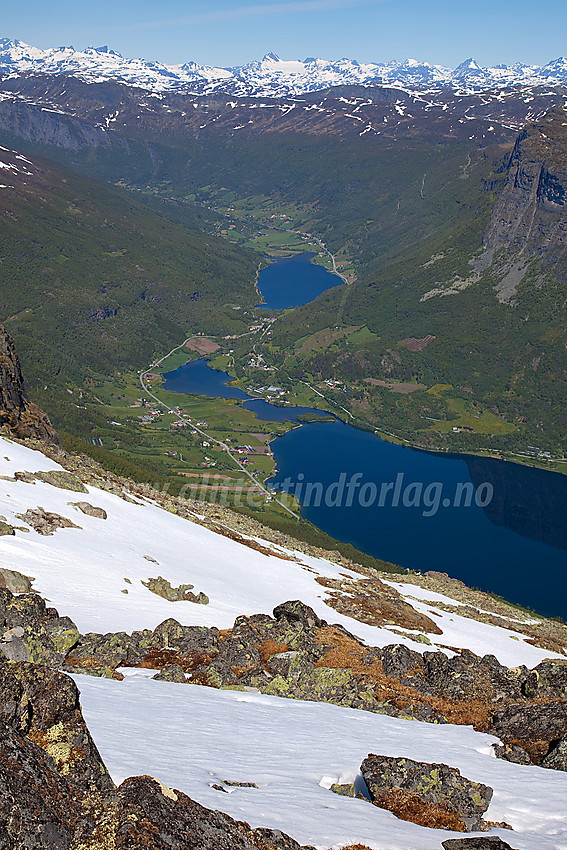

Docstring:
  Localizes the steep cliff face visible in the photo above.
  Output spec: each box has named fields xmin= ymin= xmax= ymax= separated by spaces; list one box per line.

xmin=483 ymin=107 xmax=567 ymax=282
xmin=0 ymin=325 xmax=58 ymax=443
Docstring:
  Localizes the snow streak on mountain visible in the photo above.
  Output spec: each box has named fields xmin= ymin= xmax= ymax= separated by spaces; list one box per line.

xmin=1 ymin=38 xmax=567 ymax=96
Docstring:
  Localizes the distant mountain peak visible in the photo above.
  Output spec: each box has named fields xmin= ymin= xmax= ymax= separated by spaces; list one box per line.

xmin=455 ymin=57 xmax=481 ymax=70
xmin=85 ymin=45 xmax=122 ymax=57
xmin=0 ymin=38 xmax=566 ymax=98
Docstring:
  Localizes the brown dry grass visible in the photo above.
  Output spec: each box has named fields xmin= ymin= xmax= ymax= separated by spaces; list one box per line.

xmin=373 ymin=788 xmax=466 ymax=831
xmin=336 ymin=845 xmax=374 ymax=850
xmin=507 ymin=737 xmax=552 ymax=764
xmin=314 ymin=627 xmax=493 ymax=729
xmin=138 ymin=648 xmax=215 ymax=675
xmin=315 ymin=576 xmax=442 ymax=635
xmin=206 ymin=521 xmax=299 ymax=562
xmin=255 ymin=638 xmax=290 ymax=665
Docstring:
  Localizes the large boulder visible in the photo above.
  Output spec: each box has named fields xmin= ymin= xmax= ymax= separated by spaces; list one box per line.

xmin=0 ymin=588 xmax=80 ymax=667
xmin=0 ymin=660 xmax=113 ymax=794
xmin=273 ymin=600 xmax=325 ymax=629
xmin=0 ymin=567 xmax=33 ymax=594
xmin=442 ymin=839 xmax=515 ymax=849
xmin=532 ymin=659 xmax=567 ymax=698
xmin=542 ymin=735 xmax=567 ymax=771
xmin=490 ymin=701 xmax=567 ymax=765
xmin=360 ymin=754 xmax=493 ymax=832
xmin=115 ymin=776 xmax=314 ymax=850
xmin=142 ymin=575 xmax=208 ymax=604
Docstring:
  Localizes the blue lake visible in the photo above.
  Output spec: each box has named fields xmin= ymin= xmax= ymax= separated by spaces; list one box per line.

xmin=163 ymin=359 xmax=567 ymax=619
xmin=163 ymin=359 xmax=330 ymax=424
xmin=267 ymin=421 xmax=567 ymax=620
xmin=257 ymin=252 xmax=343 ymax=309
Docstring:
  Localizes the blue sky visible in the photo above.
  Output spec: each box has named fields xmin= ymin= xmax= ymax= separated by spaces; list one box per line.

xmin=3 ymin=0 xmax=566 ymax=68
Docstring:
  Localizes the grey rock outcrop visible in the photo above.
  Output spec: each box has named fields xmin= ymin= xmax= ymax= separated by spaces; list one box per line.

xmin=70 ymin=501 xmax=108 ymax=519
xmin=490 ymin=701 xmax=567 ymax=765
xmin=482 ymin=107 xmax=567 ymax=292
xmin=442 ymin=839 xmax=515 ymax=850
xmin=361 ymin=754 xmax=493 ymax=832
xmin=0 ymin=323 xmax=59 ymax=444
xmin=0 ymin=587 xmax=80 ymax=667
xmin=542 ymin=735 xmax=567 ymax=771
xmin=15 ymin=506 xmax=81 ymax=535
xmin=142 ymin=576 xmax=209 ymax=604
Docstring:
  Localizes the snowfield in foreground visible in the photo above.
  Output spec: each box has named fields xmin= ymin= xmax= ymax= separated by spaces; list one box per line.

xmin=0 ymin=437 xmax=558 ymax=668
xmin=1 ymin=435 xmax=567 ymax=848
xmin=75 ymin=673 xmax=567 ymax=850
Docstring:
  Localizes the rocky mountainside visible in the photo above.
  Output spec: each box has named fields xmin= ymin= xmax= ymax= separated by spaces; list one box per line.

xmin=1 ymin=38 xmax=567 ymax=97
xmin=482 ymin=107 xmax=567 ymax=287
xmin=0 ymin=323 xmax=57 ymax=443
xmin=0 ymin=69 xmax=563 ymax=152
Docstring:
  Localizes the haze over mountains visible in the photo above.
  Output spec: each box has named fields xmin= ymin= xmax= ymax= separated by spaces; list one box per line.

xmin=1 ymin=37 xmax=567 ymax=96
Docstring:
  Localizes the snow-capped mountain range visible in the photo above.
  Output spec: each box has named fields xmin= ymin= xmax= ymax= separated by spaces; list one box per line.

xmin=1 ymin=38 xmax=567 ymax=97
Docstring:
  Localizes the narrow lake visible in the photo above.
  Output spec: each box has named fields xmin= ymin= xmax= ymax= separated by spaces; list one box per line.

xmin=163 ymin=359 xmax=330 ymax=424
xmin=257 ymin=252 xmax=343 ymax=309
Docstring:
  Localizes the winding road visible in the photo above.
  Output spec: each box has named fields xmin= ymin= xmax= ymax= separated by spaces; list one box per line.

xmin=139 ymin=339 xmax=300 ymax=518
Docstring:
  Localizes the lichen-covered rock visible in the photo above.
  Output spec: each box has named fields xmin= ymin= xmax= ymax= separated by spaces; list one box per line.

xmin=490 ymin=701 xmax=567 ymax=765
xmin=34 ymin=470 xmax=88 ymax=493
xmin=66 ymin=631 xmax=142 ymax=672
xmin=273 ymin=600 xmax=325 ymax=629
xmin=442 ymin=839 xmax=515 ymax=850
xmin=492 ymin=742 xmax=532 ymax=765
xmin=0 ymin=520 xmax=15 ymax=536
xmin=532 ymin=659 xmax=567 ymax=698
xmin=0 ymin=567 xmax=33 ymax=593
xmin=115 ymin=776 xmax=314 ymax=850
xmin=142 ymin=575 xmax=209 ymax=604
xmin=330 ymin=783 xmax=355 ymax=797
xmin=419 ymin=650 xmax=525 ymax=703
xmin=0 ymin=660 xmax=113 ymax=794
xmin=542 ymin=735 xmax=567 ymax=771
xmin=15 ymin=506 xmax=81 ymax=535
xmin=153 ymin=665 xmax=187 ymax=683
xmin=361 ymin=754 xmax=493 ymax=832
xmin=65 ymin=620 xmax=221 ymax=678
xmin=70 ymin=501 xmax=107 ymax=519
xmin=0 ymin=719 xmax=87 ymax=849
xmin=0 ymin=588 xmax=80 ymax=667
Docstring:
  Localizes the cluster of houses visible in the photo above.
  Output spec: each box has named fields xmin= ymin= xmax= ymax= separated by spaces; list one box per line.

xmin=322 ymin=378 xmax=348 ymax=391
xmin=138 ymin=407 xmax=164 ymax=424
xmin=246 ymin=385 xmax=286 ymax=401
xmin=527 ymin=446 xmax=553 ymax=459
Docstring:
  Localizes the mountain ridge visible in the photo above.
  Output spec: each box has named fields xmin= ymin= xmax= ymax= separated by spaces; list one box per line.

xmin=1 ymin=37 xmax=567 ymax=97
